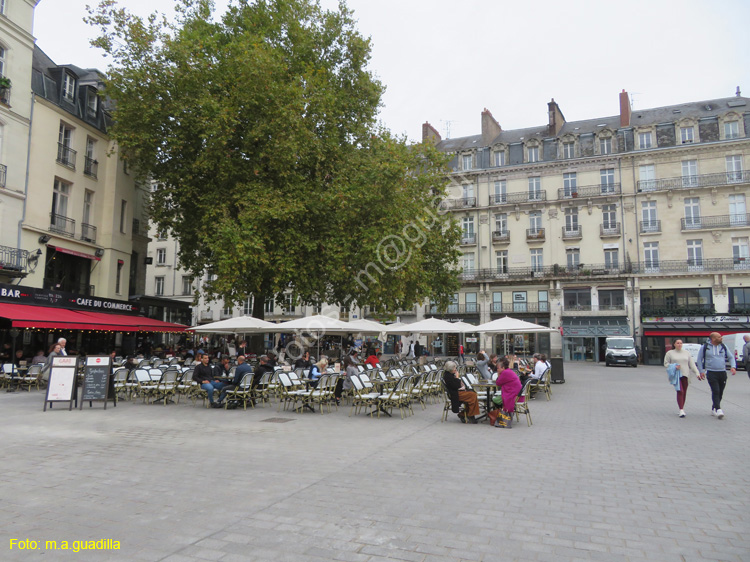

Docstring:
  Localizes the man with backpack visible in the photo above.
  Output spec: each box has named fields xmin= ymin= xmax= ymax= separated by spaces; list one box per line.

xmin=696 ymin=333 xmax=736 ymax=419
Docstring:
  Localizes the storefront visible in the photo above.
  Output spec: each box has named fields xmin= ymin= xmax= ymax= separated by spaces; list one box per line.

xmin=562 ymin=317 xmax=630 ymax=362
xmin=641 ymin=315 xmax=750 ymax=365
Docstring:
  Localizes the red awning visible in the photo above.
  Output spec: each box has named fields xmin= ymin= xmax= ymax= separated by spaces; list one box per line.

xmin=0 ymin=303 xmax=188 ymax=332
xmin=644 ymin=330 xmax=744 ymax=337
xmin=51 ymin=245 xmax=101 ymax=261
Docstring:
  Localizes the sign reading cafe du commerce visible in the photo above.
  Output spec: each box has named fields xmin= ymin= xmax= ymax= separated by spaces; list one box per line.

xmin=642 ymin=315 xmax=750 ymax=324
xmin=0 ymin=283 xmax=140 ymax=315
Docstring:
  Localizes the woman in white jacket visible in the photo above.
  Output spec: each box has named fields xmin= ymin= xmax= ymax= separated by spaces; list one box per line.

xmin=663 ymin=340 xmax=700 ymax=418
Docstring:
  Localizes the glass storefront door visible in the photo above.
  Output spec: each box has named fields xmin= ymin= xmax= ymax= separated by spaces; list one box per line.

xmin=563 ymin=337 xmax=595 ymax=361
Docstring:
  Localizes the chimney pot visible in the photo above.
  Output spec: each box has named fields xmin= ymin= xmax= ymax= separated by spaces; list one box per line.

xmin=619 ymin=90 xmax=631 ymax=127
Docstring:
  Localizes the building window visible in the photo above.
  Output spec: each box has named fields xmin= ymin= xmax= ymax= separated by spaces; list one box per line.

xmin=599 ymin=289 xmax=624 ymax=309
xmin=182 ymin=276 xmax=193 ymax=296
xmin=84 ymin=137 xmax=97 ymax=178
xmin=119 ymin=200 xmax=127 ymax=233
xmin=681 ymin=160 xmax=698 ymax=187
xmin=494 ymin=213 xmax=507 ymax=234
xmin=644 ymin=242 xmax=659 ymax=271
xmin=462 ymin=254 xmax=475 ymax=274
xmin=86 ymin=88 xmax=98 ymax=118
xmin=600 ymin=168 xmax=615 ymax=193
xmin=684 ymin=197 xmax=701 ymax=229
xmin=562 ymin=142 xmax=574 ymax=159
xmin=564 ymin=208 xmax=578 ymax=234
xmin=57 ymin=123 xmax=75 ymax=168
xmin=493 ymin=180 xmax=506 ymax=204
xmin=115 ymin=260 xmax=123 ymax=294
xmin=729 ymin=194 xmax=747 ymax=226
xmin=686 ymin=240 xmax=703 ymax=269
xmin=0 ymin=44 xmax=6 ymax=78
xmin=641 ymin=288 xmax=712 ymax=313
xmin=538 ymin=290 xmax=548 ymax=312
xmin=638 ymin=131 xmax=652 ymax=149
xmin=157 ymin=229 xmax=167 ymax=240
xmin=52 ymin=178 xmax=70 ymax=220
xmin=602 ymin=204 xmax=617 ymax=231
xmin=732 ymin=237 xmax=749 ymax=268
xmin=529 ymin=210 xmax=542 ymax=233
xmin=563 ymin=172 xmax=577 ymax=197
xmin=264 ymin=297 xmax=274 ymax=314
xmin=283 ymin=294 xmax=296 ymax=313
xmin=223 ymin=303 xmax=233 ymax=316
xmin=566 ymin=248 xmax=580 ymax=269
xmin=528 ymin=176 xmax=541 ymax=200
xmin=639 ymin=164 xmax=656 ymax=191
xmin=599 ymin=136 xmax=612 ymax=155
xmin=492 ymin=291 xmax=502 ymax=313
xmin=82 ymin=189 xmax=93 ymax=227
xmin=62 ymin=72 xmax=76 ymax=102
xmin=242 ymin=296 xmax=252 ymax=315
xmin=462 ymin=154 xmax=472 ymax=170
xmin=730 ymin=287 xmax=750 ymax=311
xmin=156 ymin=248 xmax=166 ymax=265
xmin=680 ymin=126 xmax=694 ymax=144
xmin=528 ymin=146 xmax=539 ymax=163
xmin=465 ymin=292 xmax=478 ymax=313
xmin=726 ymin=155 xmax=743 ymax=183
xmin=530 ymin=248 xmax=543 ymax=271
xmin=461 ymin=217 xmax=475 ymax=243
xmin=154 ymin=276 xmax=165 ymax=296
xmin=604 ymin=248 xmax=619 ymax=269
xmin=496 ymin=250 xmax=508 ymax=274
xmin=494 ymin=150 xmax=505 ymax=166
xmin=564 ymin=289 xmax=591 ymax=310
xmin=725 ymin=121 xmax=740 ymax=139
xmin=641 ymin=201 xmax=658 ymax=232
xmin=462 ymin=183 xmax=474 ymax=201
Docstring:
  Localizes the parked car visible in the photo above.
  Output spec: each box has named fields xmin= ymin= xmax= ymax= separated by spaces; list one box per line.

xmin=604 ymin=337 xmax=638 ymax=367
xmin=722 ymin=333 xmax=750 ymax=370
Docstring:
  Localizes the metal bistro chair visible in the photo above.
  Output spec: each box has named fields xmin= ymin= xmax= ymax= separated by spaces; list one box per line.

xmin=112 ymin=367 xmax=130 ymax=401
xmin=223 ymin=374 xmax=254 ymax=410
xmin=152 ymin=369 xmax=180 ymax=405
xmin=379 ymin=376 xmax=413 ymax=419
xmin=514 ymin=379 xmax=533 ymax=426
xmin=348 ymin=374 xmax=381 ymax=417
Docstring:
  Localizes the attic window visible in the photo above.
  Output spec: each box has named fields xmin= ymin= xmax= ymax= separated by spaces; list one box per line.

xmin=673 ymin=109 xmax=681 ymax=114
xmin=704 ymin=105 xmax=712 ymax=111
xmin=62 ymin=72 xmax=76 ymax=102
xmin=86 ymin=87 xmax=98 ymax=117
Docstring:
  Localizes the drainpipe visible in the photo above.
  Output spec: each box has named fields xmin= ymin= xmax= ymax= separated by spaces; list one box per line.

xmin=18 ymin=93 xmax=35 ymax=258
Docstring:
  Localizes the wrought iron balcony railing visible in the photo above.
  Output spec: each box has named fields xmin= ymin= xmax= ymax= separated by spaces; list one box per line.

xmin=526 ymin=228 xmax=545 ymax=241
xmin=492 ymin=230 xmax=510 ymax=243
xmin=490 ymin=302 xmax=549 ymax=314
xmin=49 ymin=213 xmax=76 ymax=237
xmin=80 ymin=223 xmax=97 ymax=243
xmin=638 ymin=170 xmax=750 ymax=192
xmin=428 ymin=304 xmax=480 ymax=315
xmin=562 ymin=226 xmax=582 ymax=240
xmin=489 ymin=194 xmax=507 ymax=205
xmin=563 ymin=304 xmax=627 ymax=312
xmin=681 ymin=214 xmax=750 ymax=230
xmin=0 ymin=163 xmax=6 ymax=188
xmin=56 ymin=143 xmax=77 ymax=169
xmin=0 ymin=245 xmax=29 ymax=275
xmin=639 ymin=220 xmax=661 ymax=233
xmin=558 ymin=183 xmax=621 ymax=199
xmin=445 ymin=197 xmax=476 ymax=209
xmin=461 ymin=234 xmax=477 ymax=245
xmin=641 ymin=304 xmax=715 ymax=316
xmin=600 ymin=224 xmax=621 ymax=237
xmin=83 ymin=156 xmax=98 ymax=179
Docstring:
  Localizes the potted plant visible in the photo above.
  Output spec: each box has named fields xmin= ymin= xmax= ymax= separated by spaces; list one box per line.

xmin=0 ymin=76 xmax=11 ymax=89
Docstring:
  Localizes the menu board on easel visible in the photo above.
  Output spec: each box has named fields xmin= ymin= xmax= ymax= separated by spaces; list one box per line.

xmin=43 ymin=356 xmax=78 ymax=411
xmin=80 ymin=356 xmax=113 ymax=410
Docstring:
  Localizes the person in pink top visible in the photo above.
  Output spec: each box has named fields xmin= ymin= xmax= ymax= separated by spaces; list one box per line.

xmin=494 ymin=358 xmax=522 ymax=429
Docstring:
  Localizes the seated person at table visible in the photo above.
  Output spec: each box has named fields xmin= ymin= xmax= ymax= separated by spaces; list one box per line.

xmin=493 ymin=358 xmax=522 ymax=429
xmin=365 ymin=352 xmax=381 ymax=368
xmin=333 ymin=355 xmax=357 ymax=404
xmin=194 ymin=354 xmax=226 ymax=408
xmin=309 ymin=358 xmax=328 ymax=388
xmin=266 ymin=352 xmax=278 ymax=367
xmin=252 ymin=355 xmax=274 ymax=388
xmin=31 ymin=350 xmax=47 ymax=365
xmin=294 ymin=351 xmax=312 ymax=370
xmin=214 ymin=356 xmax=232 ymax=380
xmin=218 ymin=355 xmax=253 ymax=405
xmin=476 ymin=351 xmax=492 ymax=380
xmin=442 ymin=360 xmax=480 ymax=424
xmin=488 ymin=354 xmax=499 ymax=374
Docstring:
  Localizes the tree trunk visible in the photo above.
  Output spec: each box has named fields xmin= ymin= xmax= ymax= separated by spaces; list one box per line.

xmin=250 ymin=293 xmax=267 ymax=354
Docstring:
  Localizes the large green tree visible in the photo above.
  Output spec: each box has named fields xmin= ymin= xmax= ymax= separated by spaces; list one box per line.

xmin=87 ymin=0 xmax=461 ymax=317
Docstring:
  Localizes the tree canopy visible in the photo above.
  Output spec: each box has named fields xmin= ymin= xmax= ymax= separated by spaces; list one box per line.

xmin=87 ymin=0 xmax=461 ymax=316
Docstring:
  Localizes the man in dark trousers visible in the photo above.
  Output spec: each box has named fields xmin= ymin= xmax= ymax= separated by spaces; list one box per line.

xmin=194 ymin=354 xmax=226 ymax=408
xmin=697 ymin=332 xmax=736 ymax=419
xmin=218 ymin=355 xmax=253 ymax=405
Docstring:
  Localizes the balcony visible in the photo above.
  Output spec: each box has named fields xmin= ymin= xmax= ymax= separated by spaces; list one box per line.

xmin=0 ymin=245 xmax=30 ymax=278
xmin=680 ymin=214 xmax=750 ymax=231
xmin=0 ymin=163 xmax=6 ymax=188
xmin=562 ymin=304 xmax=628 ymax=316
xmin=492 ymin=230 xmax=510 ymax=243
xmin=562 ymin=226 xmax=582 ymax=240
xmin=508 ymin=191 xmax=546 ymax=204
xmin=636 ymin=258 xmax=747 ymax=274
xmin=428 ymin=304 xmax=480 ymax=316
xmin=460 ymin=234 xmax=477 ymax=246
xmin=80 ymin=223 xmax=97 ymax=244
xmin=641 ymin=304 xmax=715 ymax=317
xmin=526 ymin=228 xmax=545 ymax=242
xmin=490 ymin=302 xmax=549 ymax=315
xmin=83 ymin=156 xmax=98 ymax=179
xmin=639 ymin=220 xmax=661 ymax=234
xmin=445 ymin=197 xmax=476 ymax=209
xmin=49 ymin=213 xmax=76 ymax=237
xmin=199 ymin=310 xmax=214 ymax=322
xmin=558 ymin=183 xmax=621 ymax=200
xmin=600 ymin=224 xmax=621 ymax=238
xmin=56 ymin=143 xmax=77 ymax=169
xmin=638 ymin=170 xmax=750 ymax=192
xmin=489 ymin=194 xmax=507 ymax=205
xmin=0 ymin=83 xmax=10 ymax=105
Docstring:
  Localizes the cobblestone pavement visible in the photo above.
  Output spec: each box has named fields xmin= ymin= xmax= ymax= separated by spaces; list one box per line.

xmin=1 ymin=363 xmax=748 ymax=562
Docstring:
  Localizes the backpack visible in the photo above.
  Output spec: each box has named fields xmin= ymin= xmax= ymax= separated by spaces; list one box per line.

xmin=699 ymin=342 xmax=729 ymax=371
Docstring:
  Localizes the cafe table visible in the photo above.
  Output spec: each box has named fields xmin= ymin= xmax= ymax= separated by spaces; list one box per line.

xmin=465 ymin=379 xmax=499 ymax=423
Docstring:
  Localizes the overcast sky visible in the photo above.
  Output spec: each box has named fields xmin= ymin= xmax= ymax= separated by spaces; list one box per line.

xmin=35 ymin=0 xmax=750 ymax=142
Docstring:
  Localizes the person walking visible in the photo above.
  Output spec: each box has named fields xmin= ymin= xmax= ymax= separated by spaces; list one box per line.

xmin=743 ymin=335 xmax=750 ymax=377
xmin=696 ymin=332 xmax=736 ymax=419
xmin=663 ymin=340 xmax=700 ymax=418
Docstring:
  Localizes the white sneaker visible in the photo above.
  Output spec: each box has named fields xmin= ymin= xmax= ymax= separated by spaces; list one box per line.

xmin=679 ymin=410 xmax=685 ymax=418
xmin=716 ymin=409 xmax=724 ymax=419
xmin=712 ymin=409 xmax=718 ymax=417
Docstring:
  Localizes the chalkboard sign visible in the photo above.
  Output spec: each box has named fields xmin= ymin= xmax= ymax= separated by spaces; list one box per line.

xmin=44 ymin=356 xmax=78 ymax=411
xmin=80 ymin=356 xmax=113 ymax=409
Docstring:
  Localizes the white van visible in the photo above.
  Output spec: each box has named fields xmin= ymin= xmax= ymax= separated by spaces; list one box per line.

xmin=681 ymin=343 xmax=702 ymax=365
xmin=722 ymin=333 xmax=750 ymax=369
xmin=604 ymin=337 xmax=638 ymax=367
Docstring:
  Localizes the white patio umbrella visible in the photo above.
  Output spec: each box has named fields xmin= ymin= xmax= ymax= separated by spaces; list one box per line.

xmin=270 ymin=314 xmax=353 ymax=358
xmin=345 ymin=318 xmax=388 ymax=334
xmin=188 ymin=315 xmax=276 ymax=333
xmin=382 ymin=317 xmax=470 ymax=334
xmin=474 ymin=316 xmax=556 ymax=356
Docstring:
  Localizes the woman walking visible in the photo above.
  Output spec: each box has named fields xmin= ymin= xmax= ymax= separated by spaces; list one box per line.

xmin=663 ymin=339 xmax=700 ymax=418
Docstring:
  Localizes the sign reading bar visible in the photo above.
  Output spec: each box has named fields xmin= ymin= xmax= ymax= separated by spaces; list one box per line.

xmin=0 ymin=282 xmax=139 ymax=314
xmin=80 ymin=356 xmax=114 ymax=409
xmin=44 ymin=356 xmax=78 ymax=411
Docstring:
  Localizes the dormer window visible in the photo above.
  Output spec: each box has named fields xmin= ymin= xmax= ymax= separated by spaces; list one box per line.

xmin=562 ymin=141 xmax=575 ymax=159
xmin=494 ymin=149 xmax=506 ymax=167
xmin=461 ymin=153 xmax=472 ymax=170
xmin=725 ymin=120 xmax=740 ymax=139
xmin=599 ymin=136 xmax=612 ymax=154
xmin=86 ymin=87 xmax=98 ymax=117
xmin=528 ymin=145 xmax=539 ymax=163
xmin=680 ymin=126 xmax=694 ymax=144
xmin=62 ymin=72 xmax=76 ymax=102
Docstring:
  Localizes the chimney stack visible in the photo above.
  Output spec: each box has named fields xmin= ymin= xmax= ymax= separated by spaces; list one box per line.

xmin=547 ymin=98 xmax=565 ymax=136
xmin=422 ymin=121 xmax=442 ymax=145
xmin=481 ymin=108 xmax=502 ymax=146
xmin=619 ymin=89 xmax=631 ymax=127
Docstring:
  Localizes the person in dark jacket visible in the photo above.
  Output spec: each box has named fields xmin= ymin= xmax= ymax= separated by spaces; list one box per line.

xmin=442 ymin=360 xmax=479 ymax=424
xmin=294 ymin=351 xmax=312 ymax=370
xmin=194 ymin=354 xmax=226 ymax=408
xmin=218 ymin=355 xmax=253 ymax=404
xmin=252 ymin=355 xmax=274 ymax=388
